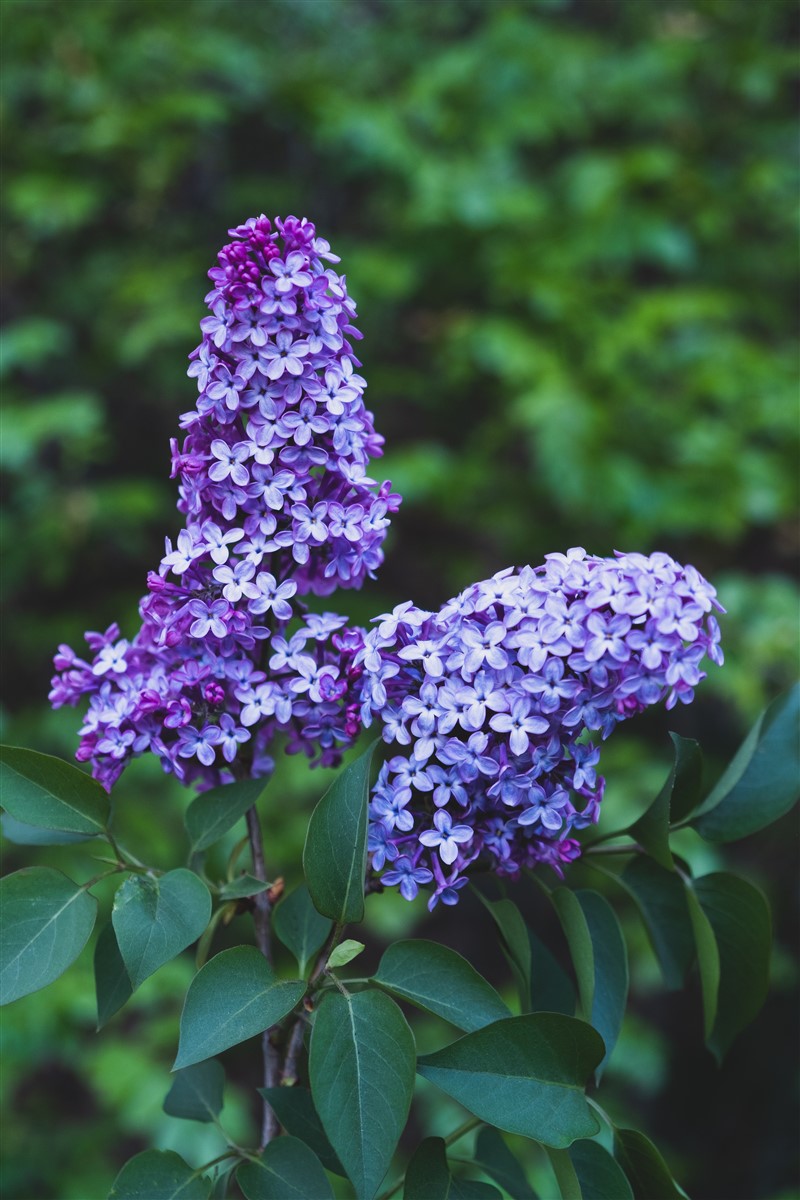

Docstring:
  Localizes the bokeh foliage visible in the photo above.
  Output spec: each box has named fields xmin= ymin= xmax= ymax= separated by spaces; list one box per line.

xmin=1 ymin=1 xmax=797 ymax=1197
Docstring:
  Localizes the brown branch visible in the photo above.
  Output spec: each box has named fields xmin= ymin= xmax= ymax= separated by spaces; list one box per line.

xmin=245 ymin=804 xmax=280 ymax=1147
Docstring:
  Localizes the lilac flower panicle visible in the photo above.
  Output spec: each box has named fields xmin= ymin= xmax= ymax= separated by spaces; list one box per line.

xmin=357 ymin=549 xmax=723 ymax=909
xmin=51 ymin=216 xmax=398 ymax=792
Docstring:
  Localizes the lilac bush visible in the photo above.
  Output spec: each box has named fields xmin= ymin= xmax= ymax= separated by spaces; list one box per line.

xmin=50 ymin=215 xmax=397 ymax=792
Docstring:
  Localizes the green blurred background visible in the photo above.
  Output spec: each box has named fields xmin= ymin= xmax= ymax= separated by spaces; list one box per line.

xmin=1 ymin=1 xmax=797 ymax=1197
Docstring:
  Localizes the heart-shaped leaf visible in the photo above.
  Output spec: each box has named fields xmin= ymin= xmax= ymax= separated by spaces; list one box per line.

xmin=175 ymin=946 xmax=305 ymax=1069
xmin=112 ymin=869 xmax=211 ymax=989
xmin=94 ymin=922 xmax=133 ymax=1028
xmin=237 ymin=1137 xmax=333 ymax=1200
xmin=273 ymin=883 xmax=332 ymax=975
xmin=108 ymin=1149 xmax=211 ymax=1199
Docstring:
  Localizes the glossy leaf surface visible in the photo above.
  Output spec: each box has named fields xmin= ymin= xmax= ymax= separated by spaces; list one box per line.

xmin=112 ymin=869 xmax=211 ymax=989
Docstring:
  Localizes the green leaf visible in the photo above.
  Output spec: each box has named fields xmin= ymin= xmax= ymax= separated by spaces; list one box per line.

xmin=303 ymin=741 xmax=376 ymax=924
xmin=529 ymin=928 xmax=576 ymax=1016
xmin=403 ymin=1138 xmax=450 ymax=1200
xmin=259 ymin=1086 xmax=345 ymax=1176
xmin=546 ymin=1149 xmax=581 ymax=1200
xmin=1 ymin=812 xmax=95 ymax=845
xmin=273 ymin=883 xmax=332 ymax=975
xmin=569 ymin=1140 xmax=634 ymax=1199
xmin=94 ymin=922 xmax=133 ymax=1028
xmin=327 ymin=939 xmax=366 ymax=970
xmin=417 ymin=1013 xmax=604 ymax=1149
xmin=403 ymin=1137 xmax=502 ymax=1200
xmin=475 ymin=893 xmax=532 ymax=1010
xmin=217 ymin=875 xmax=271 ymax=901
xmin=684 ymin=883 xmax=720 ymax=1041
xmin=448 ymin=1182 xmax=502 ymax=1200
xmin=185 ymin=777 xmax=267 ymax=852
xmin=474 ymin=1126 xmax=538 ymax=1199
xmin=0 ymin=745 xmax=109 ymax=834
xmin=309 ymin=988 xmax=415 ymax=1200
xmin=613 ymin=1129 xmax=688 ymax=1200
xmin=174 ymin=946 xmax=305 ymax=1069
xmin=628 ymin=734 xmax=702 ymax=868
xmin=373 ymin=939 xmax=511 ymax=1032
xmin=691 ymin=685 xmax=800 ymax=842
xmin=554 ymin=890 xmax=628 ymax=1075
xmin=237 ymin=1137 xmax=333 ymax=1200
xmin=619 ymin=857 xmax=695 ymax=989
xmin=112 ymin=869 xmax=211 ymax=989
xmin=164 ymin=1060 xmax=225 ymax=1123
xmin=108 ymin=1149 xmax=211 ymax=1199
xmin=0 ymin=867 xmax=97 ymax=1005
xmin=692 ymin=872 xmax=772 ymax=1061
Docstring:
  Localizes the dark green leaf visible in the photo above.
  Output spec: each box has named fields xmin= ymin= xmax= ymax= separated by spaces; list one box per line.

xmin=475 ymin=893 xmax=532 ymax=1010
xmin=303 ymin=742 xmax=376 ymax=924
xmin=236 ymin=1136 xmax=333 ymax=1200
xmin=684 ymin=883 xmax=720 ymax=1041
xmin=620 ymin=857 xmax=695 ymax=990
xmin=628 ymin=734 xmax=702 ymax=867
xmin=569 ymin=1140 xmax=634 ymax=1199
xmin=449 ymin=1179 xmax=503 ymax=1199
xmin=327 ymin=939 xmax=365 ymax=969
xmin=692 ymin=872 xmax=771 ymax=1060
xmin=1 ymin=812 xmax=95 ymax=845
xmin=554 ymin=890 xmax=628 ymax=1074
xmin=310 ymin=988 xmax=415 ymax=1200
xmin=217 ymin=875 xmax=271 ymax=901
xmin=108 ymin=1149 xmax=211 ymax=1199
xmin=546 ymin=1149 xmax=581 ymax=1200
xmin=529 ymin=928 xmax=575 ymax=1016
xmin=94 ymin=922 xmax=133 ymax=1028
xmin=175 ymin=946 xmax=305 ymax=1069
xmin=613 ymin=1129 xmax=688 ymax=1200
xmin=112 ymin=869 xmax=211 ymax=989
xmin=273 ymin=884 xmax=332 ymax=976
xmin=691 ymin=685 xmax=800 ymax=842
xmin=259 ymin=1086 xmax=345 ymax=1176
xmin=475 ymin=1126 xmax=537 ymax=1199
xmin=0 ymin=744 xmax=109 ymax=834
xmin=403 ymin=1138 xmax=450 ymax=1200
xmin=417 ymin=1013 xmax=604 ymax=1148
xmin=373 ymin=939 xmax=511 ymax=1032
xmin=164 ymin=1060 xmax=225 ymax=1123
xmin=185 ymin=777 xmax=267 ymax=852
xmin=1 ymin=866 xmax=97 ymax=1004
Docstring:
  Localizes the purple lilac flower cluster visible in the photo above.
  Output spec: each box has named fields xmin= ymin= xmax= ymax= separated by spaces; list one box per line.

xmin=50 ymin=216 xmax=396 ymax=791
xmin=358 ymin=549 xmax=723 ymax=909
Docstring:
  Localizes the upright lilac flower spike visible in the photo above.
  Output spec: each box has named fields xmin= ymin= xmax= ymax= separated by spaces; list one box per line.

xmin=51 ymin=217 xmax=397 ymax=792
xmin=358 ymin=549 xmax=723 ymax=908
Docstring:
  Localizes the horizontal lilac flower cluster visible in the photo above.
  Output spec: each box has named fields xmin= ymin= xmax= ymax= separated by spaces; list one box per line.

xmin=358 ymin=549 xmax=723 ymax=909
xmin=51 ymin=216 xmax=395 ymax=791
